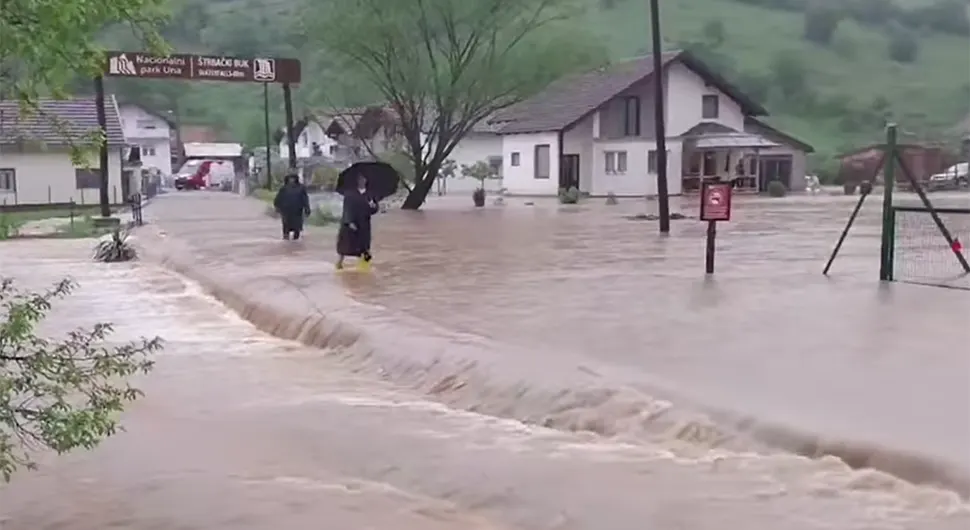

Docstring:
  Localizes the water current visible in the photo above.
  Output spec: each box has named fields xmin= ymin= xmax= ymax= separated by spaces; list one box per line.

xmin=0 ymin=190 xmax=968 ymax=528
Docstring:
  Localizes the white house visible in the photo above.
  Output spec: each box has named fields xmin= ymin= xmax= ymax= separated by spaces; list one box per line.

xmin=118 ymin=102 xmax=173 ymax=177
xmin=469 ymin=50 xmax=812 ymax=197
xmin=0 ymin=96 xmax=130 ymax=207
xmin=277 ymin=106 xmax=409 ymax=163
xmin=277 ymin=117 xmax=338 ymax=160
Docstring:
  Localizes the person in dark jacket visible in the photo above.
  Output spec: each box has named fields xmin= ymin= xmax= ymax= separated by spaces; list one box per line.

xmin=336 ymin=174 xmax=380 ymax=270
xmin=273 ymin=174 xmax=311 ymax=240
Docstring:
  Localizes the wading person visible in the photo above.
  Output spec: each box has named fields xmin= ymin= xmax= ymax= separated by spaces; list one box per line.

xmin=273 ymin=173 xmax=311 ymax=240
xmin=336 ymin=174 xmax=379 ymax=271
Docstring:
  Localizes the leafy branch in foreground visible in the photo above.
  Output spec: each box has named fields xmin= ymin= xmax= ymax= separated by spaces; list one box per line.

xmin=0 ymin=278 xmax=161 ymax=481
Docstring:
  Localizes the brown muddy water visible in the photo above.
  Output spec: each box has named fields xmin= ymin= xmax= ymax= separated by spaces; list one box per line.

xmin=0 ymin=191 xmax=968 ymax=528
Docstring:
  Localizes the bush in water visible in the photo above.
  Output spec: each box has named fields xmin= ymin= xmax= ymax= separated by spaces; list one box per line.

xmin=92 ymin=230 xmax=137 ymax=262
xmin=558 ymin=187 xmax=580 ymax=204
xmin=766 ymin=180 xmax=788 ymax=197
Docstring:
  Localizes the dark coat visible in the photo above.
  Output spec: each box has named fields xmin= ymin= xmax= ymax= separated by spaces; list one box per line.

xmin=336 ymin=189 xmax=379 ymax=256
xmin=274 ymin=182 xmax=311 ymax=232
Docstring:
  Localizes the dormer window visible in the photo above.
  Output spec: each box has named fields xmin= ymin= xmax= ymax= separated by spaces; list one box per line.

xmin=702 ymin=94 xmax=719 ymax=119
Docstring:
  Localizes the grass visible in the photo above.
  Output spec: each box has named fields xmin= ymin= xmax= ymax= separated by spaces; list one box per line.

xmin=0 ymin=207 xmax=113 ymax=240
xmin=593 ymin=0 xmax=970 ymax=156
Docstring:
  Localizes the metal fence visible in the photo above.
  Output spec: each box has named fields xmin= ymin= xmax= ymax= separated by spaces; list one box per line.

xmin=891 ymin=205 xmax=970 ymax=290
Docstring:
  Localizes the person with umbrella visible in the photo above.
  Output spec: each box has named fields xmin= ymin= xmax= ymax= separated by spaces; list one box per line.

xmin=273 ymin=173 xmax=311 ymax=240
xmin=335 ymin=162 xmax=400 ymax=271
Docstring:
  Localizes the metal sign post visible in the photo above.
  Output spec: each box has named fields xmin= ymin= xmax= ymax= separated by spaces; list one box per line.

xmin=699 ymin=180 xmax=733 ymax=274
xmin=99 ymin=52 xmax=302 ymax=215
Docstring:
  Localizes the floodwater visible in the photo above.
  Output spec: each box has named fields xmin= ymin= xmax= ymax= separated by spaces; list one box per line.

xmin=0 ymin=190 xmax=968 ymax=528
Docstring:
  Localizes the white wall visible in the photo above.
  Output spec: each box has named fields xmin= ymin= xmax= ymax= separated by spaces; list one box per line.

xmin=501 ymin=132 xmax=559 ymax=196
xmin=0 ymin=148 xmax=125 ymax=206
xmin=589 ymin=139 xmax=683 ymax=197
xmin=447 ymin=133 xmax=502 ymax=171
xmin=119 ymin=104 xmax=173 ymax=176
xmin=664 ymin=62 xmax=745 ymax=136
xmin=279 ymin=121 xmax=339 ymax=159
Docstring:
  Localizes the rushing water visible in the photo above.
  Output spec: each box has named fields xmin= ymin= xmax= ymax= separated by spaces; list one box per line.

xmin=0 ymin=190 xmax=968 ymax=528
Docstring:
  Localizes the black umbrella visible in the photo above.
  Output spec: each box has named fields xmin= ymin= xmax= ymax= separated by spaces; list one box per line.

xmin=337 ymin=161 xmax=401 ymax=201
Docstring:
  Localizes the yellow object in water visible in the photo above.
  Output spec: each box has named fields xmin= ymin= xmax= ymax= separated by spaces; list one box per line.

xmin=356 ymin=259 xmax=371 ymax=272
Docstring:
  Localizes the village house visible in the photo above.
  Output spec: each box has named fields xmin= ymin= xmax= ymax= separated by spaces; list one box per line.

xmin=276 ymin=105 xmax=406 ymax=164
xmin=118 ymin=102 xmax=174 ymax=177
xmin=0 ymin=96 xmax=131 ymax=208
xmin=452 ymin=50 xmax=813 ymax=197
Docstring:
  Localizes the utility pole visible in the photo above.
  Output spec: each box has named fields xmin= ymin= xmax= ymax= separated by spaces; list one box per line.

xmin=649 ymin=0 xmax=671 ymax=233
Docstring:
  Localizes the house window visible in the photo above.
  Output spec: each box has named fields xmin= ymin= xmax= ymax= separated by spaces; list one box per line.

xmin=511 ymin=152 xmax=520 ymax=166
xmin=647 ymin=150 xmax=670 ymax=174
xmin=623 ymin=96 xmax=641 ymax=136
xmin=687 ymin=152 xmax=702 ymax=175
xmin=0 ymin=168 xmax=16 ymax=192
xmin=141 ymin=145 xmax=156 ymax=157
xmin=75 ymin=168 xmax=101 ymax=189
xmin=702 ymin=151 xmax=718 ymax=176
xmin=487 ymin=156 xmax=503 ymax=176
xmin=534 ymin=144 xmax=550 ymax=179
xmin=702 ymin=95 xmax=719 ymax=119
xmin=605 ymin=151 xmax=628 ymax=174
xmin=748 ymin=156 xmax=758 ymax=176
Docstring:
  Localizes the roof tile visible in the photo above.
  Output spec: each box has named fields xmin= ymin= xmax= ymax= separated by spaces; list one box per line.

xmin=0 ymin=96 xmax=125 ymax=147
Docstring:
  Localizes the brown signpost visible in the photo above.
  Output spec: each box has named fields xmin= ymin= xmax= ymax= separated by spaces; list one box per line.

xmin=699 ymin=180 xmax=733 ymax=274
xmin=104 ymin=52 xmax=301 ymax=83
xmin=93 ymin=52 xmax=302 ymax=218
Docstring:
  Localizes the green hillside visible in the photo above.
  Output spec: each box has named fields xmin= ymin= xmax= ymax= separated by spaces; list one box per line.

xmin=107 ymin=0 xmax=970 ymax=178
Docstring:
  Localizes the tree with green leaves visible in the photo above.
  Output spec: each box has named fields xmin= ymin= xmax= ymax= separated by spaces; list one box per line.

xmin=1 ymin=279 xmax=161 ymax=480
xmin=1 ymin=0 xmax=166 ymax=481
xmin=0 ymin=0 xmax=167 ymax=102
xmin=304 ymin=0 xmax=606 ymax=209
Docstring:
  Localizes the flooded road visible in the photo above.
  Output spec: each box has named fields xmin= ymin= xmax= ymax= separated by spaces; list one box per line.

xmin=139 ymin=192 xmax=969 ymax=488
xmin=0 ymin=191 xmax=967 ymax=528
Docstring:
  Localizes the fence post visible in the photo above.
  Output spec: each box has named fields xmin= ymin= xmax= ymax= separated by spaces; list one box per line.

xmin=48 ymin=185 xmax=51 ymax=204
xmin=879 ymin=124 xmax=897 ymax=282
xmin=112 ymin=185 xmax=117 ymax=205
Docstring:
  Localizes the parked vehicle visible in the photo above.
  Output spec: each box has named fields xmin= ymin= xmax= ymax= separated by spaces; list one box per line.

xmin=174 ymin=159 xmax=235 ymax=190
xmin=926 ymin=162 xmax=969 ymax=191
xmin=174 ymin=160 xmax=210 ymax=190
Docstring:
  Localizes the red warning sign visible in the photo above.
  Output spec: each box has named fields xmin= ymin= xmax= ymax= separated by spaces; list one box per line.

xmin=700 ymin=182 xmax=732 ymax=222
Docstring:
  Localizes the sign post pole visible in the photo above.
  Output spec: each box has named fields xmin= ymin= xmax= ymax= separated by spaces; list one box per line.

xmin=282 ymin=82 xmax=297 ymax=171
xmin=93 ymin=75 xmax=113 ymax=220
xmin=699 ymin=179 xmax=733 ymax=275
xmin=705 ymin=219 xmax=717 ymax=274
xmin=263 ymin=82 xmax=272 ymax=189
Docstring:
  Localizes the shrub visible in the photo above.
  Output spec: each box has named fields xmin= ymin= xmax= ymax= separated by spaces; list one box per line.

xmin=558 ymin=187 xmax=580 ymax=204
xmin=92 ymin=230 xmax=137 ymax=262
xmin=702 ymin=19 xmax=726 ymax=46
xmin=766 ymin=180 xmax=788 ymax=197
xmin=887 ymin=25 xmax=919 ymax=63
xmin=308 ymin=205 xmax=341 ymax=226
xmin=770 ymin=52 xmax=808 ymax=100
xmin=804 ymin=6 xmax=843 ymax=45
xmin=0 ymin=214 xmax=20 ymax=240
